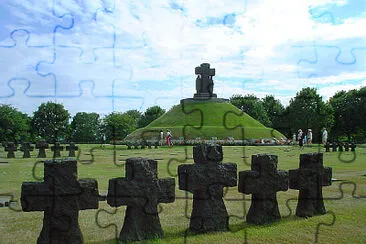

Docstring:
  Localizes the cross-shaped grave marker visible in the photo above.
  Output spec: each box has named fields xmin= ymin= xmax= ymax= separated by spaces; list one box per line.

xmin=107 ymin=157 xmax=175 ymax=242
xmin=178 ymin=144 xmax=237 ymax=233
xmin=51 ymin=142 xmax=64 ymax=158
xmin=20 ymin=142 xmax=34 ymax=158
xmin=238 ymin=154 xmax=288 ymax=225
xmin=21 ymin=159 xmax=99 ymax=243
xmin=194 ymin=63 xmax=216 ymax=98
xmin=289 ymin=153 xmax=332 ymax=217
xmin=5 ymin=142 xmax=17 ymax=158
xmin=66 ymin=142 xmax=79 ymax=157
xmin=36 ymin=141 xmax=49 ymax=158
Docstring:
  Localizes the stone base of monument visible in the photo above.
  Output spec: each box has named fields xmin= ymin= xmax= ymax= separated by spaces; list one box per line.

xmin=180 ymin=97 xmax=229 ymax=105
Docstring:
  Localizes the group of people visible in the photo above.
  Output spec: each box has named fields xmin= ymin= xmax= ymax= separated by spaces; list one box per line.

xmin=294 ymin=127 xmax=328 ymax=148
xmin=160 ymin=129 xmax=173 ymax=146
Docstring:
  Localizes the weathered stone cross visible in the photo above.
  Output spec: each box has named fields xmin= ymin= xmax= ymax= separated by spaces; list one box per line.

xmin=51 ymin=142 xmax=64 ymax=158
xmin=238 ymin=154 xmax=288 ymax=225
xmin=195 ymin=63 xmax=216 ymax=96
xmin=107 ymin=157 xmax=175 ymax=242
xmin=20 ymin=142 xmax=34 ymax=158
xmin=36 ymin=141 xmax=49 ymax=158
xmin=21 ymin=159 xmax=99 ymax=243
xmin=5 ymin=142 xmax=17 ymax=158
xmin=178 ymin=144 xmax=237 ymax=233
xmin=289 ymin=153 xmax=332 ymax=217
xmin=66 ymin=142 xmax=78 ymax=157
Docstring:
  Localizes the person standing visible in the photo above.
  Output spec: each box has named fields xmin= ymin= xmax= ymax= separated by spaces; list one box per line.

xmin=298 ymin=129 xmax=304 ymax=149
xmin=292 ymin=133 xmax=296 ymax=145
xmin=307 ymin=129 xmax=312 ymax=145
xmin=322 ymin=128 xmax=328 ymax=146
xmin=160 ymin=129 xmax=164 ymax=146
xmin=166 ymin=129 xmax=173 ymax=146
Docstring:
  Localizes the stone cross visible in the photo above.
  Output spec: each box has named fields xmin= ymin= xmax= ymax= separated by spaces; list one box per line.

xmin=194 ymin=63 xmax=217 ymax=98
xmin=289 ymin=153 xmax=332 ymax=217
xmin=147 ymin=142 xmax=152 ymax=149
xmin=126 ymin=142 xmax=132 ymax=150
xmin=20 ymin=142 xmax=34 ymax=158
xmin=350 ymin=142 xmax=356 ymax=152
xmin=51 ymin=142 xmax=64 ymax=158
xmin=66 ymin=142 xmax=79 ymax=157
xmin=344 ymin=142 xmax=350 ymax=151
xmin=5 ymin=142 xmax=17 ymax=158
xmin=21 ymin=159 xmax=99 ymax=243
xmin=338 ymin=142 xmax=343 ymax=152
xmin=154 ymin=141 xmax=159 ymax=149
xmin=133 ymin=142 xmax=139 ymax=149
xmin=36 ymin=141 xmax=49 ymax=158
xmin=238 ymin=154 xmax=288 ymax=225
xmin=178 ymin=144 xmax=237 ymax=233
xmin=324 ymin=142 xmax=330 ymax=152
xmin=107 ymin=157 xmax=175 ymax=242
xmin=140 ymin=141 xmax=146 ymax=149
xmin=331 ymin=142 xmax=337 ymax=152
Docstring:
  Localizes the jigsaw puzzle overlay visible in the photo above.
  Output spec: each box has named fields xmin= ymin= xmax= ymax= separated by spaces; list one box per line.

xmin=1 ymin=0 xmax=366 ymax=243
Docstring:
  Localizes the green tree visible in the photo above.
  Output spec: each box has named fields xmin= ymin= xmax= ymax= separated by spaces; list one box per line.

xmin=262 ymin=95 xmax=285 ymax=129
xmin=31 ymin=102 xmax=70 ymax=142
xmin=70 ymin=112 xmax=102 ymax=143
xmin=287 ymin=87 xmax=333 ymax=142
xmin=0 ymin=105 xmax=31 ymax=142
xmin=138 ymin=106 xmax=166 ymax=128
xmin=104 ymin=112 xmax=136 ymax=140
xmin=230 ymin=94 xmax=271 ymax=127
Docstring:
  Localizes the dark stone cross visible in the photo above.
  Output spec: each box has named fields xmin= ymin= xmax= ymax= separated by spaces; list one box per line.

xmin=107 ymin=157 xmax=175 ymax=242
xmin=324 ymin=142 xmax=330 ymax=152
xmin=147 ymin=142 xmax=152 ymax=149
xmin=154 ymin=141 xmax=159 ymax=149
xmin=194 ymin=63 xmax=217 ymax=99
xmin=133 ymin=142 xmax=139 ymax=149
xmin=331 ymin=142 xmax=337 ymax=152
xmin=238 ymin=154 xmax=288 ymax=225
xmin=338 ymin=142 xmax=344 ymax=152
xmin=350 ymin=142 xmax=356 ymax=152
xmin=66 ymin=142 xmax=79 ymax=157
xmin=126 ymin=142 xmax=132 ymax=150
xmin=140 ymin=141 xmax=146 ymax=149
xmin=20 ymin=142 xmax=34 ymax=158
xmin=344 ymin=142 xmax=350 ymax=151
xmin=178 ymin=144 xmax=237 ymax=233
xmin=21 ymin=159 xmax=99 ymax=243
xmin=51 ymin=142 xmax=64 ymax=158
xmin=289 ymin=153 xmax=332 ymax=217
xmin=36 ymin=141 xmax=49 ymax=158
xmin=5 ymin=142 xmax=17 ymax=158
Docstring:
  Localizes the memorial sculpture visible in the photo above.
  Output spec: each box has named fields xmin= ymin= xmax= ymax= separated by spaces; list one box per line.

xmin=238 ymin=154 xmax=288 ymax=225
xmin=107 ymin=157 xmax=175 ymax=242
xmin=178 ymin=144 xmax=237 ymax=232
xmin=289 ymin=153 xmax=332 ymax=217
xmin=21 ymin=159 xmax=99 ymax=243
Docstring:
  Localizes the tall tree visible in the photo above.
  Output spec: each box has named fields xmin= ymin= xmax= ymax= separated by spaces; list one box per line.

xmin=32 ymin=102 xmax=70 ymax=142
xmin=104 ymin=112 xmax=136 ymax=140
xmin=70 ymin=112 xmax=102 ymax=143
xmin=0 ymin=105 xmax=31 ymax=142
xmin=262 ymin=95 xmax=285 ymax=129
xmin=138 ymin=106 xmax=166 ymax=128
xmin=230 ymin=94 xmax=271 ymax=127
xmin=287 ymin=87 xmax=333 ymax=142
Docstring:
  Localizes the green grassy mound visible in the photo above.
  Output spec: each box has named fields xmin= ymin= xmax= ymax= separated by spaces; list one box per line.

xmin=125 ymin=102 xmax=285 ymax=140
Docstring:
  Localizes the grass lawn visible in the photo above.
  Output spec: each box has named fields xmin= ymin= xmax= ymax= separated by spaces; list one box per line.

xmin=0 ymin=144 xmax=365 ymax=243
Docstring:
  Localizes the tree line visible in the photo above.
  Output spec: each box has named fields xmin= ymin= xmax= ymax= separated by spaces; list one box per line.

xmin=231 ymin=86 xmax=365 ymax=142
xmin=0 ymin=103 xmax=165 ymax=143
xmin=1 ymin=86 xmax=365 ymax=143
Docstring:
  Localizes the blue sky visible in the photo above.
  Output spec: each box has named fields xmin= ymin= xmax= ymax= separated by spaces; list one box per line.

xmin=0 ymin=0 xmax=365 ymax=116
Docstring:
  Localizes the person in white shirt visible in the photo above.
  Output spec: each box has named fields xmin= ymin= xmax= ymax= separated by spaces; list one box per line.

xmin=307 ymin=129 xmax=312 ymax=145
xmin=160 ymin=129 xmax=164 ymax=146
xmin=322 ymin=128 xmax=328 ymax=146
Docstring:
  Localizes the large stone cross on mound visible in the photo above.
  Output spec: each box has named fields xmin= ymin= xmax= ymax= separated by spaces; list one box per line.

xmin=107 ymin=157 xmax=175 ymax=242
xmin=289 ymin=153 xmax=332 ymax=217
xmin=238 ymin=154 xmax=288 ymax=225
xmin=178 ymin=144 xmax=237 ymax=233
xmin=194 ymin=63 xmax=217 ymax=99
xmin=21 ymin=159 xmax=99 ymax=243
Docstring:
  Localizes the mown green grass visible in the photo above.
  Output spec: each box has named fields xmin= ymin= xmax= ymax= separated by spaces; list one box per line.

xmin=0 ymin=144 xmax=365 ymax=243
xmin=125 ymin=102 xmax=285 ymax=140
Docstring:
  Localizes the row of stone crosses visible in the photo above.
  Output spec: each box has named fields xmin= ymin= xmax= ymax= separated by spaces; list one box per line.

xmin=0 ymin=141 xmax=78 ymax=158
xmin=324 ymin=141 xmax=356 ymax=152
xmin=20 ymin=144 xmax=332 ymax=243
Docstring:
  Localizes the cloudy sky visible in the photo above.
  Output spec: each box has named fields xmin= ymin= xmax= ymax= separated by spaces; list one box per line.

xmin=0 ymin=0 xmax=365 ymax=116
